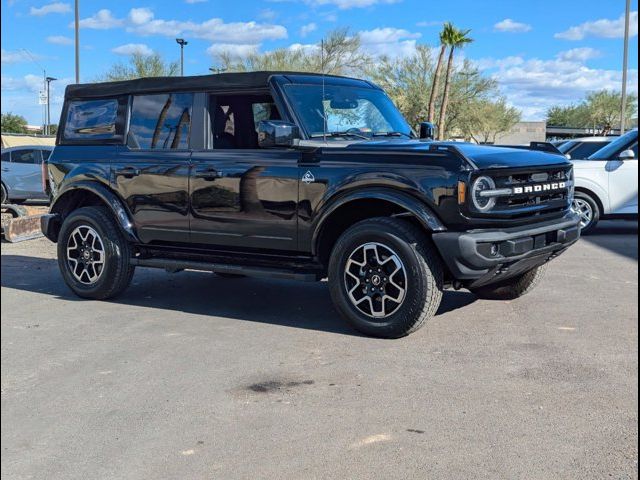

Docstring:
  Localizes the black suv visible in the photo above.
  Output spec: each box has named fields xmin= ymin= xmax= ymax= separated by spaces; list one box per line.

xmin=42 ymin=72 xmax=580 ymax=338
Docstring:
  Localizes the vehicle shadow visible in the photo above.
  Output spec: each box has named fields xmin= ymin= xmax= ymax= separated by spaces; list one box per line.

xmin=581 ymin=220 xmax=638 ymax=261
xmin=1 ymin=255 xmax=476 ymax=336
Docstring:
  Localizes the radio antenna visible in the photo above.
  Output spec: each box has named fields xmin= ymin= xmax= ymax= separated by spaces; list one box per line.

xmin=321 ymin=38 xmax=327 ymax=143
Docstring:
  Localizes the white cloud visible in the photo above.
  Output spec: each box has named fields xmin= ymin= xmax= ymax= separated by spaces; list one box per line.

xmin=128 ymin=8 xmax=154 ymax=25
xmin=493 ymin=18 xmax=532 ymax=33
xmin=76 ymin=9 xmax=124 ymax=30
xmin=359 ymin=27 xmax=421 ymax=58
xmin=259 ymin=9 xmax=277 ymax=20
xmin=476 ymin=51 xmax=639 ymax=120
xmin=206 ymin=43 xmax=260 ymax=59
xmin=1 ymin=49 xmax=44 ymax=64
xmin=300 ymin=23 xmax=317 ymax=37
xmin=416 ymin=20 xmax=443 ymax=28
xmin=112 ymin=43 xmax=154 ymax=56
xmin=308 ymin=0 xmax=400 ymax=10
xmin=557 ymin=47 xmax=602 ymax=62
xmin=46 ymin=35 xmax=73 ymax=45
xmin=555 ymin=11 xmax=638 ymax=40
xmin=287 ymin=43 xmax=320 ymax=54
xmin=30 ymin=2 xmax=70 ymax=16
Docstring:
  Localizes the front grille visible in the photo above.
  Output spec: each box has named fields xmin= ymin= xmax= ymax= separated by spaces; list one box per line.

xmin=473 ymin=165 xmax=572 ymax=219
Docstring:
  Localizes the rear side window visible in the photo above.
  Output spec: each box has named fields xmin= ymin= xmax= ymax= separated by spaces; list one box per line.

xmin=63 ymin=99 xmax=119 ymax=140
xmin=11 ymin=149 xmax=38 ymax=164
xmin=128 ymin=93 xmax=193 ymax=150
xmin=1 ymin=151 xmax=9 ymax=162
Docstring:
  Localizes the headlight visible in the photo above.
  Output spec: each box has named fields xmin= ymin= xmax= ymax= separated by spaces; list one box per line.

xmin=472 ymin=176 xmax=496 ymax=211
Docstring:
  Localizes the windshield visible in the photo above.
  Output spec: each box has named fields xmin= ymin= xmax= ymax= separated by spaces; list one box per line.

xmin=588 ymin=130 xmax=638 ymax=160
xmin=283 ymin=84 xmax=413 ymax=139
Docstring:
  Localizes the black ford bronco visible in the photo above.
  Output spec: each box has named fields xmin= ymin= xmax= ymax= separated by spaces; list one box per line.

xmin=42 ymin=71 xmax=580 ymax=338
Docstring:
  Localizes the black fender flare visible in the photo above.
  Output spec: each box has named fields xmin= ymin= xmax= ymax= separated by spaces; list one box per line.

xmin=49 ymin=181 xmax=139 ymax=243
xmin=311 ymin=187 xmax=445 ymax=256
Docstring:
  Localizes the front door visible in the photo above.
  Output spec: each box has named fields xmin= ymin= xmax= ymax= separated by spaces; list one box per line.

xmin=189 ymin=94 xmax=300 ymax=251
xmin=607 ymin=148 xmax=638 ymax=214
xmin=112 ymin=92 xmax=193 ymax=244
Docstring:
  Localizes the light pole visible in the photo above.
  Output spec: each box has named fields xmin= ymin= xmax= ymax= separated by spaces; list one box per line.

xmin=209 ymin=67 xmax=227 ymax=74
xmin=75 ymin=0 xmax=80 ymax=83
xmin=176 ymin=38 xmax=188 ymax=76
xmin=45 ymin=77 xmax=57 ymax=136
xmin=620 ymin=0 xmax=631 ymax=134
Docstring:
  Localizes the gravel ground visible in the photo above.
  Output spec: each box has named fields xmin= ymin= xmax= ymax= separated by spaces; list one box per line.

xmin=1 ymin=221 xmax=637 ymax=480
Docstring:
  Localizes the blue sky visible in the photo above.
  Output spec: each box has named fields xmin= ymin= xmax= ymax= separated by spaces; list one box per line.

xmin=2 ymin=0 xmax=638 ymax=125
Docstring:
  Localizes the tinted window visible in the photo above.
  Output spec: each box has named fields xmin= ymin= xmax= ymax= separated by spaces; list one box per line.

xmin=11 ymin=149 xmax=38 ymax=164
xmin=1 ymin=151 xmax=9 ymax=162
xmin=588 ymin=130 xmax=638 ymax=160
xmin=64 ymin=99 xmax=118 ymax=140
xmin=128 ymin=93 xmax=193 ymax=150
xmin=568 ymin=141 xmax=609 ymax=159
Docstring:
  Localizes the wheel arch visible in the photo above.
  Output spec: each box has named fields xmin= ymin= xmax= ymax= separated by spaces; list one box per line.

xmin=48 ymin=182 xmax=139 ymax=243
xmin=574 ymin=186 xmax=605 ymax=216
xmin=312 ymin=188 xmax=445 ymax=266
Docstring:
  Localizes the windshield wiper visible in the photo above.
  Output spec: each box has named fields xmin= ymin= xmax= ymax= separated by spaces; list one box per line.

xmin=310 ymin=131 xmax=370 ymax=140
xmin=372 ymin=131 xmax=413 ymax=138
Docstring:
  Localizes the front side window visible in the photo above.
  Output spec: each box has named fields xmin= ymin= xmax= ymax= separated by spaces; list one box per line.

xmin=588 ymin=130 xmax=638 ymax=160
xmin=11 ymin=149 xmax=37 ymax=164
xmin=1 ymin=151 xmax=10 ymax=162
xmin=128 ymin=93 xmax=193 ymax=150
xmin=283 ymin=84 xmax=413 ymax=140
xmin=569 ymin=141 xmax=609 ymax=159
xmin=64 ymin=99 xmax=119 ymax=140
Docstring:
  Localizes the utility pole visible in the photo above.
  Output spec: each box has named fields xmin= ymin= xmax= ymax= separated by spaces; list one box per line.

xmin=45 ymin=77 xmax=57 ymax=135
xmin=75 ymin=0 xmax=80 ymax=83
xmin=620 ymin=0 xmax=631 ymax=134
xmin=176 ymin=38 xmax=188 ymax=76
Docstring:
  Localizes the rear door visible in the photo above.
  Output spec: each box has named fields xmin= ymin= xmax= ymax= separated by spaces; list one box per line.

xmin=113 ymin=92 xmax=193 ymax=244
xmin=189 ymin=93 xmax=300 ymax=250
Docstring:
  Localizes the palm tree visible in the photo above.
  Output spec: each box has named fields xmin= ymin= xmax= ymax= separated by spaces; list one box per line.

xmin=427 ymin=22 xmax=455 ymax=124
xmin=437 ymin=26 xmax=473 ymax=140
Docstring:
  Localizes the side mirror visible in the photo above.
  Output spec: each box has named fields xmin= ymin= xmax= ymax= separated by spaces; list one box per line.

xmin=565 ymin=153 xmax=572 ymax=160
xmin=419 ymin=122 xmax=436 ymax=140
xmin=618 ymin=149 xmax=635 ymax=160
xmin=258 ymin=120 xmax=300 ymax=148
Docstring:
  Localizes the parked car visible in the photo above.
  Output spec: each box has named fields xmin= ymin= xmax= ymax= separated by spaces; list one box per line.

xmin=557 ymin=136 xmax=617 ymax=160
xmin=41 ymin=72 xmax=580 ymax=338
xmin=572 ymin=129 xmax=638 ymax=233
xmin=1 ymin=145 xmax=53 ymax=204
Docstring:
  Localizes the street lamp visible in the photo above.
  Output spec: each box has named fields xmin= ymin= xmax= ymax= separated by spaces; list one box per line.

xmin=75 ymin=0 xmax=80 ymax=83
xmin=209 ymin=67 xmax=227 ymax=74
xmin=176 ymin=38 xmax=188 ymax=76
xmin=45 ymin=76 xmax=57 ymax=136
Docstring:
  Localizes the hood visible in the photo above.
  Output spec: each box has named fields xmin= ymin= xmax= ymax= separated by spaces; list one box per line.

xmin=335 ymin=139 xmax=571 ymax=170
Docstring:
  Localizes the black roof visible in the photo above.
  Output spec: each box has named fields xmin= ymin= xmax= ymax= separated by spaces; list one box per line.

xmin=64 ymin=71 xmax=373 ymax=99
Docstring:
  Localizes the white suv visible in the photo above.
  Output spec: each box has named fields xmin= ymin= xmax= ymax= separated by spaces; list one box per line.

xmin=571 ymin=129 xmax=638 ymax=233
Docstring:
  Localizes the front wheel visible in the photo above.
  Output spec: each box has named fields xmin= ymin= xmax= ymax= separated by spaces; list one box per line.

xmin=470 ymin=265 xmax=546 ymax=300
xmin=57 ymin=206 xmax=134 ymax=299
xmin=572 ymin=192 xmax=600 ymax=234
xmin=328 ymin=217 xmax=443 ymax=338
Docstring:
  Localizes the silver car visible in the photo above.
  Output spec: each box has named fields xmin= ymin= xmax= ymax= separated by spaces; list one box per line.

xmin=1 ymin=146 xmax=53 ymax=204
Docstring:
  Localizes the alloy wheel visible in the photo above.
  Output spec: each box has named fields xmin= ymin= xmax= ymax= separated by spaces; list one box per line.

xmin=66 ymin=225 xmax=106 ymax=285
xmin=572 ymin=198 xmax=593 ymax=229
xmin=344 ymin=242 xmax=407 ymax=319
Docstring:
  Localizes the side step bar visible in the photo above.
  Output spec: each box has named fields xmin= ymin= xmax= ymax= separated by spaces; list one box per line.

xmin=131 ymin=257 xmax=320 ymax=282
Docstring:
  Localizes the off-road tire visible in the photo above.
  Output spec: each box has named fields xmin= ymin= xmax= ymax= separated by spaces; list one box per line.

xmin=470 ymin=265 xmax=546 ymax=300
xmin=328 ymin=217 xmax=443 ymax=338
xmin=58 ymin=206 xmax=134 ymax=299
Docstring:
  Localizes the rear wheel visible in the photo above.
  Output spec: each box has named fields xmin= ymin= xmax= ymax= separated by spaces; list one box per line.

xmin=328 ymin=217 xmax=443 ymax=338
xmin=572 ymin=192 xmax=600 ymax=234
xmin=470 ymin=265 xmax=546 ymax=300
xmin=57 ymin=206 xmax=134 ymax=299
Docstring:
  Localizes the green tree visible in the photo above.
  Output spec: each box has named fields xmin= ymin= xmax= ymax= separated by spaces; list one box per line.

xmin=437 ymin=24 xmax=473 ymax=139
xmin=458 ymin=98 xmax=521 ymax=144
xmin=426 ymin=22 xmax=452 ymax=123
xmin=1 ymin=113 xmax=28 ymax=133
xmin=99 ymin=52 xmax=179 ymax=81
xmin=218 ymin=28 xmax=369 ymax=76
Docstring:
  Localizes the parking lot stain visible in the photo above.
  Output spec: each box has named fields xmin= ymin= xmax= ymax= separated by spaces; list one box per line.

xmin=247 ymin=379 xmax=314 ymax=393
xmin=406 ymin=429 xmax=425 ymax=434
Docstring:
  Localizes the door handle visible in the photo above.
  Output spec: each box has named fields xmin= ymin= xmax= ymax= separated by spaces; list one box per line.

xmin=195 ymin=168 xmax=222 ymax=180
xmin=115 ymin=167 xmax=140 ymax=178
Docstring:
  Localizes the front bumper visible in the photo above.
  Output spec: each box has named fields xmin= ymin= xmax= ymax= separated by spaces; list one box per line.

xmin=432 ymin=212 xmax=581 ymax=288
xmin=40 ymin=213 xmax=61 ymax=242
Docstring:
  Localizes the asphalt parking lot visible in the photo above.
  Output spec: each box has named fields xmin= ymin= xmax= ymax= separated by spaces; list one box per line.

xmin=1 ymin=221 xmax=637 ymax=480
